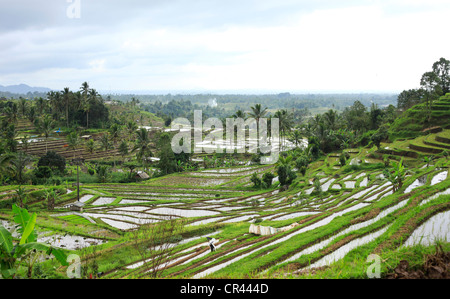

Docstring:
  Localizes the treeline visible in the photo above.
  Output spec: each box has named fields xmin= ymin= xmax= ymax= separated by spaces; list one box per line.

xmin=0 ymin=82 xmax=109 ymax=131
xmin=108 ymin=93 xmax=398 ymax=111
xmin=397 ymin=57 xmax=450 ymax=111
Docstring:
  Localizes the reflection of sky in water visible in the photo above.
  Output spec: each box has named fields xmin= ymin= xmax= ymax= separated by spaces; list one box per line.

xmin=403 ymin=211 xmax=450 ymax=247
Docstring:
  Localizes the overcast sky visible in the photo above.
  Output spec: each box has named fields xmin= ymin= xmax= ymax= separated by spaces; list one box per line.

xmin=1 ymin=0 xmax=450 ymax=94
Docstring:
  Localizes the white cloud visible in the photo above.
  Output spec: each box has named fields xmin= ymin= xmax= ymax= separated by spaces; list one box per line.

xmin=1 ymin=1 xmax=450 ymax=93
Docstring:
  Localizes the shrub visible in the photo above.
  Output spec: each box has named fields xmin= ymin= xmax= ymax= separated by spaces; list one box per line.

xmin=250 ymin=172 xmax=262 ymax=188
xmin=262 ymin=172 xmax=275 ymax=189
xmin=37 ymin=151 xmax=66 ymax=174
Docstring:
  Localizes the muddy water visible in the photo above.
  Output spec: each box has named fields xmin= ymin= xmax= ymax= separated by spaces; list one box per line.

xmin=403 ymin=210 xmax=450 ymax=247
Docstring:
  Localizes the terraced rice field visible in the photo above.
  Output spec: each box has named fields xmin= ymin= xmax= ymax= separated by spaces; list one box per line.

xmin=30 ymin=159 xmax=448 ymax=279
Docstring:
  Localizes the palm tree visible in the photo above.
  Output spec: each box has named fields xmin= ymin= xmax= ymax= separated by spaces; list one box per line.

xmin=232 ymin=110 xmax=246 ymax=120
xmin=0 ymin=153 xmax=14 ymax=183
xmin=18 ymin=98 xmax=28 ymax=117
xmin=274 ymin=109 xmax=293 ymax=151
xmin=132 ymin=128 xmax=153 ymax=170
xmin=109 ymin=124 xmax=121 ymax=148
xmin=62 ymin=87 xmax=71 ymax=127
xmin=248 ymin=104 xmax=268 ymax=151
xmin=44 ymin=189 xmax=59 ymax=211
xmin=4 ymin=124 xmax=18 ymax=152
xmin=85 ymin=139 xmax=96 ymax=154
xmin=323 ymin=109 xmax=338 ymax=131
xmin=11 ymin=152 xmax=32 ymax=184
xmin=80 ymin=82 xmax=91 ymax=128
xmin=289 ymin=129 xmax=303 ymax=148
xmin=66 ymin=132 xmax=81 ymax=159
xmin=99 ymin=133 xmax=112 ymax=152
xmin=37 ymin=115 xmax=54 ymax=153
xmin=119 ymin=140 xmax=129 ymax=163
xmin=126 ymin=120 xmax=138 ymax=142
xmin=14 ymin=186 xmax=27 ymax=208
xmin=276 ymin=153 xmax=296 ymax=187
xmin=20 ymin=135 xmax=30 ymax=153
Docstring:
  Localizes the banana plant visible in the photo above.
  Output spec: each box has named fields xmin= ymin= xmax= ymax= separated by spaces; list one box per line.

xmin=383 ymin=157 xmax=407 ymax=192
xmin=0 ymin=204 xmax=68 ymax=279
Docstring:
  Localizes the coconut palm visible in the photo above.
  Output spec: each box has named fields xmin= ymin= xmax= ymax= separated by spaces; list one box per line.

xmin=232 ymin=110 xmax=246 ymax=120
xmin=289 ymin=129 xmax=303 ymax=148
xmin=80 ymin=82 xmax=91 ymax=128
xmin=126 ymin=120 xmax=138 ymax=142
xmin=62 ymin=87 xmax=71 ymax=127
xmin=248 ymin=104 xmax=268 ymax=151
xmin=37 ymin=115 xmax=54 ymax=153
xmin=11 ymin=152 xmax=32 ymax=184
xmin=274 ymin=109 xmax=293 ymax=151
xmin=66 ymin=132 xmax=81 ymax=159
xmin=85 ymin=138 xmax=96 ymax=154
xmin=99 ymin=133 xmax=112 ymax=152
xmin=0 ymin=153 xmax=14 ymax=183
xmin=109 ymin=124 xmax=121 ymax=147
xmin=132 ymin=128 xmax=153 ymax=170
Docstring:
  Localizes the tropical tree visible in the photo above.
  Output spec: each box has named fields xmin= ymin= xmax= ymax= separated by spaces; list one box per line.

xmin=80 ymin=82 xmax=91 ymax=129
xmin=420 ymin=71 xmax=441 ymax=123
xmin=276 ymin=154 xmax=296 ymax=187
xmin=85 ymin=138 xmax=96 ymax=154
xmin=62 ymin=87 xmax=71 ymax=127
xmin=37 ymin=115 xmax=55 ymax=153
xmin=383 ymin=158 xmax=407 ymax=192
xmin=323 ymin=109 xmax=339 ymax=131
xmin=14 ymin=186 xmax=27 ymax=208
xmin=126 ymin=120 xmax=138 ymax=142
xmin=18 ymin=98 xmax=28 ymax=117
xmin=0 ymin=153 xmax=14 ymax=183
xmin=96 ymin=165 xmax=110 ymax=183
xmin=295 ymin=152 xmax=309 ymax=176
xmin=289 ymin=129 xmax=303 ymax=148
xmin=432 ymin=57 xmax=450 ymax=95
xmin=132 ymin=128 xmax=153 ymax=171
xmin=109 ymin=124 xmax=121 ymax=148
xmin=118 ymin=140 xmax=129 ymax=163
xmin=232 ymin=109 xmax=246 ymax=119
xmin=274 ymin=109 xmax=293 ymax=151
xmin=11 ymin=152 xmax=32 ymax=184
xmin=99 ymin=133 xmax=112 ymax=152
xmin=4 ymin=124 xmax=18 ymax=152
xmin=248 ymin=103 xmax=268 ymax=147
xmin=66 ymin=132 xmax=81 ymax=159
xmin=44 ymin=189 xmax=59 ymax=211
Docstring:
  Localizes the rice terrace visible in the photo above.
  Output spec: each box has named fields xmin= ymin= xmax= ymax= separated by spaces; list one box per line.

xmin=1 ymin=2 xmax=450 ymax=288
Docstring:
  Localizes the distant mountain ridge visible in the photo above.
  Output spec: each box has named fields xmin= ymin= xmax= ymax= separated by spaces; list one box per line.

xmin=0 ymin=83 xmax=52 ymax=94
